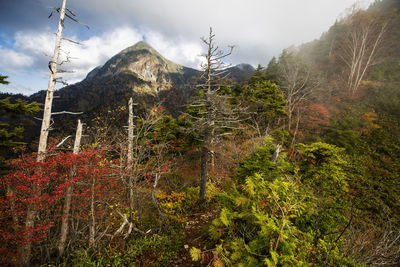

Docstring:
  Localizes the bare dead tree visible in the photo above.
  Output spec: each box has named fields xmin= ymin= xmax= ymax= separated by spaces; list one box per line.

xmin=277 ymin=49 xmax=320 ymax=133
xmin=270 ymin=144 xmax=282 ymax=163
xmin=183 ymin=27 xmax=246 ymax=202
xmin=109 ymin=101 xmax=174 ymax=238
xmin=37 ymin=0 xmax=87 ymax=162
xmin=338 ymin=6 xmax=389 ymax=96
xmin=37 ymin=0 xmax=67 ymax=162
xmin=127 ymin=98 xmax=135 ymax=216
xmin=21 ymin=0 xmax=86 ymax=264
xmin=20 ymin=1 xmax=70 ymax=263
xmin=58 ymin=119 xmax=82 ymax=256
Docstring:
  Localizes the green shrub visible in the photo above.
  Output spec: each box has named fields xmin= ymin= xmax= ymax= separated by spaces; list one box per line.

xmin=73 ymin=227 xmax=184 ymax=267
xmin=195 ymin=140 xmax=359 ymax=266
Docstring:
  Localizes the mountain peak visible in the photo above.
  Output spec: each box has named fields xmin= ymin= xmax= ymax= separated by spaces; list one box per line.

xmin=132 ymin=41 xmax=153 ymax=49
xmin=85 ymin=40 xmax=186 ymax=86
xmin=120 ymin=41 xmax=158 ymax=55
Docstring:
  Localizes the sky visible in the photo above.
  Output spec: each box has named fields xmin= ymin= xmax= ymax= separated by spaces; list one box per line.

xmin=0 ymin=0 xmax=374 ymax=95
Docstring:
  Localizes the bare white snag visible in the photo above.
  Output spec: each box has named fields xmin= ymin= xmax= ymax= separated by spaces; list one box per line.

xmin=128 ymin=98 xmax=134 ymax=213
xmin=196 ymin=27 xmax=237 ymax=202
xmin=270 ymin=144 xmax=282 ymax=163
xmin=58 ymin=119 xmax=82 ymax=256
xmin=277 ymin=50 xmax=319 ymax=133
xmin=339 ymin=7 xmax=389 ymax=96
xmin=72 ymin=120 xmax=83 ymax=154
xmin=151 ymin=173 xmax=166 ymax=220
xmin=37 ymin=0 xmax=67 ymax=162
xmin=112 ymin=211 xmax=148 ymax=239
xmin=21 ymin=3 xmax=67 ymax=265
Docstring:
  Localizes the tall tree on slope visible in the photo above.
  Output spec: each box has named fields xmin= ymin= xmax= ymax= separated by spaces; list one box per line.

xmin=185 ymin=28 xmax=246 ymax=202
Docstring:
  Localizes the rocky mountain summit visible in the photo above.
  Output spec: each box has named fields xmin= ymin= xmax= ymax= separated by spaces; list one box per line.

xmin=30 ymin=41 xmax=254 ymax=117
xmin=85 ymin=41 xmax=198 ymax=94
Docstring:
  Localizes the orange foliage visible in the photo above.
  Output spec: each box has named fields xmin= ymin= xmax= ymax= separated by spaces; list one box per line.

xmin=306 ymin=104 xmax=331 ymax=128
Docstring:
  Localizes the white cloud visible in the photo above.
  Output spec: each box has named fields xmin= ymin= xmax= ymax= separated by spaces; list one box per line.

xmin=69 ymin=0 xmax=376 ymax=63
xmin=145 ymin=31 xmax=203 ymax=68
xmin=62 ymin=27 xmax=203 ymax=82
xmin=14 ymin=31 xmax=54 ymax=56
xmin=61 ymin=27 xmax=143 ymax=82
xmin=10 ymin=27 xmax=142 ymax=83
xmin=0 ymin=46 xmax=35 ymax=70
xmin=1 ymin=0 xmax=377 ymax=94
xmin=1 ymin=26 xmax=205 ymax=89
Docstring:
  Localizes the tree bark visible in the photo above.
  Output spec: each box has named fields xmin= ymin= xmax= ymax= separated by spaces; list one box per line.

xmin=151 ymin=174 xmax=166 ymax=220
xmin=21 ymin=2 xmax=67 ymax=264
xmin=58 ymin=119 xmax=82 ymax=257
xmin=339 ymin=9 xmax=388 ymax=96
xmin=37 ymin=0 xmax=67 ymax=162
xmin=197 ymin=27 xmax=233 ymax=202
xmin=20 ymin=204 xmax=35 ymax=266
xmin=89 ymin=175 xmax=95 ymax=247
xmin=127 ymin=98 xmax=134 ymax=214
xmin=199 ymin=137 xmax=209 ymax=202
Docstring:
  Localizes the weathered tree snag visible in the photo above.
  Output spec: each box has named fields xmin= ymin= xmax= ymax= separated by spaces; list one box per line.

xmin=199 ymin=136 xmax=210 ymax=202
xmin=21 ymin=1 xmax=67 ymax=264
xmin=271 ymin=144 xmax=282 ymax=163
xmin=58 ymin=119 xmax=82 ymax=257
xmin=151 ymin=174 xmax=166 ymax=221
xmin=127 ymin=98 xmax=134 ymax=214
xmin=194 ymin=27 xmax=238 ymax=202
xmin=37 ymin=0 xmax=67 ymax=162
xmin=339 ymin=7 xmax=389 ymax=96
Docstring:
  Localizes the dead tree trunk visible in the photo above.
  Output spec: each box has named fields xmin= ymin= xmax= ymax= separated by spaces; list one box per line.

xmin=89 ymin=174 xmax=95 ymax=247
xmin=199 ymin=28 xmax=213 ymax=202
xmin=151 ymin=174 xmax=166 ymax=220
xmin=199 ymin=134 xmax=210 ymax=202
xmin=21 ymin=2 xmax=67 ymax=264
xmin=20 ymin=204 xmax=35 ymax=266
xmin=270 ymin=144 xmax=282 ymax=163
xmin=37 ymin=0 xmax=67 ymax=162
xmin=58 ymin=119 xmax=82 ymax=257
xmin=127 ymin=98 xmax=134 ymax=214
xmin=196 ymin=28 xmax=234 ymax=202
xmin=339 ymin=8 xmax=388 ymax=96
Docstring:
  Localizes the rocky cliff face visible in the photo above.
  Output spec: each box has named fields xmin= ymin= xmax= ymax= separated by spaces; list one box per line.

xmin=86 ymin=41 xmax=191 ymax=94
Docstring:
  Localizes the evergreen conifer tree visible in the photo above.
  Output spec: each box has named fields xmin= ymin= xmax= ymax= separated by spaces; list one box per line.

xmin=0 ymin=76 xmax=40 ymax=174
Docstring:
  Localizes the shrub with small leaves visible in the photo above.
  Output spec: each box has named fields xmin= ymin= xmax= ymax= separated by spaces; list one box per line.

xmin=197 ymin=140 xmax=358 ymax=266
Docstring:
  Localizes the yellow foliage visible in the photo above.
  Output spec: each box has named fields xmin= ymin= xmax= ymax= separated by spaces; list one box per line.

xmin=206 ymin=181 xmax=221 ymax=200
xmin=190 ymin=247 xmax=201 ymax=261
xmin=362 ymin=111 xmax=381 ymax=131
xmin=156 ymin=190 xmax=187 ymax=222
xmin=214 ymin=258 xmax=224 ymax=267
xmin=360 ymin=80 xmax=384 ymax=89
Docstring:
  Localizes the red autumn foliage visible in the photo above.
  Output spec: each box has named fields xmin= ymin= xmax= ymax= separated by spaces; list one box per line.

xmin=0 ymin=103 xmax=178 ymax=265
xmin=306 ymin=104 xmax=331 ymax=128
xmin=0 ymin=147 xmax=119 ymax=265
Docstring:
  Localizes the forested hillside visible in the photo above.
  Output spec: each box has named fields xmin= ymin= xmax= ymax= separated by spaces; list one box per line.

xmin=1 ymin=0 xmax=400 ymax=266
